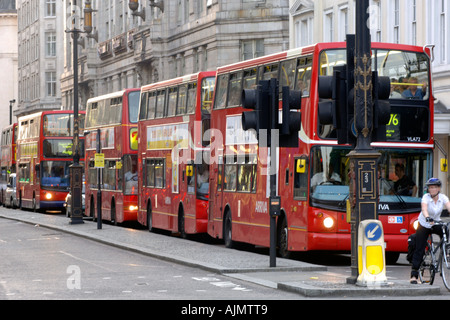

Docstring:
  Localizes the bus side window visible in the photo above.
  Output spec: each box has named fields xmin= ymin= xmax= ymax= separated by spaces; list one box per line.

xmin=259 ymin=63 xmax=279 ymax=81
xmin=147 ymin=91 xmax=156 ymax=119
xmin=217 ymin=156 xmax=223 ymax=192
xmin=280 ymin=59 xmax=296 ymax=91
xmin=155 ymin=90 xmax=166 ymax=118
xmin=167 ymin=87 xmax=178 ymax=117
xmin=177 ymin=85 xmax=187 ymax=115
xmin=214 ymin=74 xmax=229 ymax=109
xmin=227 ymin=71 xmax=243 ymax=107
xmin=293 ymin=158 xmax=308 ymax=200
xmin=295 ymin=56 xmax=313 ymax=97
xmin=139 ymin=92 xmax=148 ymax=120
xmin=186 ymin=83 xmax=197 ymax=114
xmin=243 ymin=68 xmax=257 ymax=90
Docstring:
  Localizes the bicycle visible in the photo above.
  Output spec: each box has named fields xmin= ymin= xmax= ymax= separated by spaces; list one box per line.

xmin=418 ymin=220 xmax=450 ymax=291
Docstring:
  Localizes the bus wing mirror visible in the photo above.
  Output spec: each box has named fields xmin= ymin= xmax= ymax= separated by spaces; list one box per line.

xmin=296 ymin=159 xmax=306 ymax=174
xmin=441 ymin=158 xmax=448 ymax=172
xmin=186 ymin=165 xmax=194 ymax=177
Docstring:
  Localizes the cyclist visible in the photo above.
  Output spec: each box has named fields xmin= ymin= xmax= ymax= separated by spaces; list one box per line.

xmin=410 ymin=178 xmax=450 ymax=284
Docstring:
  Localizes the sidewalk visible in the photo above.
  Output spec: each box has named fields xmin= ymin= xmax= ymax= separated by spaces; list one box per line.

xmin=0 ymin=207 xmax=441 ymax=298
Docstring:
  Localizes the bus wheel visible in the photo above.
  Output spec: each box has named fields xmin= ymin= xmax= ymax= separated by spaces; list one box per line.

xmin=90 ymin=197 xmax=96 ymax=221
xmin=111 ymin=200 xmax=117 ymax=225
xmin=178 ymin=206 xmax=187 ymax=239
xmin=147 ymin=203 xmax=154 ymax=232
xmin=386 ymin=252 xmax=400 ymax=264
xmin=278 ymin=217 xmax=291 ymax=259
xmin=224 ymin=211 xmax=234 ymax=249
xmin=32 ymin=195 xmax=37 ymax=212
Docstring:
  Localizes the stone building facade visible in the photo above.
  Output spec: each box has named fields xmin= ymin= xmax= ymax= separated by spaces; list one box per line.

xmin=60 ymin=0 xmax=290 ymax=111
xmin=16 ymin=0 xmax=65 ymax=117
xmin=0 ymin=0 xmax=18 ymax=128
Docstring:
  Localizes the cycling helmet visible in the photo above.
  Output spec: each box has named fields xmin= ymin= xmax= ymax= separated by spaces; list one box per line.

xmin=426 ymin=178 xmax=442 ymax=187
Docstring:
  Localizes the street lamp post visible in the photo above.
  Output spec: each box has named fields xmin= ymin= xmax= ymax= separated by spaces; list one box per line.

xmin=67 ymin=0 xmax=83 ymax=225
xmin=346 ymin=0 xmax=380 ymax=284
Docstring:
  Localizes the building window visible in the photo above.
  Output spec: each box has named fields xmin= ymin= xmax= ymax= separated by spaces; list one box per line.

xmin=324 ymin=9 xmax=334 ymax=42
xmin=370 ymin=0 xmax=382 ymax=42
xmin=338 ymin=5 xmax=348 ymax=42
xmin=45 ymin=0 xmax=56 ymax=17
xmin=45 ymin=32 xmax=56 ymax=57
xmin=241 ymin=40 xmax=264 ymax=61
xmin=410 ymin=0 xmax=417 ymax=45
xmin=393 ymin=0 xmax=400 ymax=43
xmin=440 ymin=0 xmax=447 ymax=63
xmin=46 ymin=72 xmax=57 ymax=97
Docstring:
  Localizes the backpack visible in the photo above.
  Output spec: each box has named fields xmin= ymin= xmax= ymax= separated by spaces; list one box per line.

xmin=407 ymin=233 xmax=416 ymax=263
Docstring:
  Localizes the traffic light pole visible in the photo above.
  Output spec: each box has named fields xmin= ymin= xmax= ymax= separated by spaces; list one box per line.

xmin=346 ymin=0 xmax=380 ymax=284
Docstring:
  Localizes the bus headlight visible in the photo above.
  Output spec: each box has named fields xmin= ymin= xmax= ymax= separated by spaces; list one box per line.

xmin=323 ymin=217 xmax=334 ymax=229
xmin=413 ymin=220 xmax=419 ymax=230
xmin=129 ymin=205 xmax=138 ymax=211
xmin=45 ymin=192 xmax=53 ymax=200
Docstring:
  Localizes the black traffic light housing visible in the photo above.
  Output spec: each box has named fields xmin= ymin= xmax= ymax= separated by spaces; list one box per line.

xmin=372 ymin=71 xmax=391 ymax=142
xmin=318 ymin=65 xmax=354 ymax=145
xmin=242 ymin=80 xmax=270 ymax=143
xmin=280 ymin=86 xmax=302 ymax=148
xmin=317 ymin=35 xmax=356 ymax=146
xmin=242 ymin=79 xmax=302 ymax=148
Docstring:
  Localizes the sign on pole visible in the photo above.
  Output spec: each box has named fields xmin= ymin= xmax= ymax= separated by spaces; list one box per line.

xmin=94 ymin=153 xmax=105 ymax=168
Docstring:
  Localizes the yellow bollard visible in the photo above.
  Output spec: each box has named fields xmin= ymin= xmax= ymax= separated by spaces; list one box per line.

xmin=356 ymin=220 xmax=388 ymax=287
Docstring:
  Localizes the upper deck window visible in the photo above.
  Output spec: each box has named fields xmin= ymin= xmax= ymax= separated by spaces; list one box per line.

xmin=319 ymin=49 xmax=430 ymax=100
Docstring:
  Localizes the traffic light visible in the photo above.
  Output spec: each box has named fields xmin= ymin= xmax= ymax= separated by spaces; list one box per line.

xmin=242 ymin=80 xmax=270 ymax=144
xmin=372 ymin=71 xmax=391 ymax=142
xmin=280 ymin=86 xmax=302 ymax=147
xmin=318 ymin=73 xmax=337 ymax=127
xmin=318 ymin=65 xmax=351 ymax=144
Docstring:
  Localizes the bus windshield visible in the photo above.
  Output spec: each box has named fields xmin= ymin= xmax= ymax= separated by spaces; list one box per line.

xmin=320 ymin=49 xmax=430 ymax=100
xmin=40 ymin=161 xmax=71 ymax=191
xmin=310 ymin=146 xmax=429 ymax=213
xmin=43 ymin=114 xmax=85 ymax=137
xmin=201 ymin=77 xmax=216 ymax=114
xmin=128 ymin=91 xmax=140 ymax=123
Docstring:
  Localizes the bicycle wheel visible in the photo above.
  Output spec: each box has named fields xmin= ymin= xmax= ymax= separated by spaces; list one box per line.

xmin=441 ymin=243 xmax=450 ymax=291
xmin=419 ymin=240 xmax=436 ymax=284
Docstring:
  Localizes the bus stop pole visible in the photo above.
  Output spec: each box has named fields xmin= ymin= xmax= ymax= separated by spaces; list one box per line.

xmin=97 ymin=128 xmax=102 ymax=230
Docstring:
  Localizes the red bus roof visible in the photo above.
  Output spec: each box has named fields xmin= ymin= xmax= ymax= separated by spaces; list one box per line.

xmin=141 ymin=71 xmax=216 ymax=92
xmin=86 ymin=88 xmax=140 ymax=104
xmin=216 ymin=41 xmax=428 ymax=74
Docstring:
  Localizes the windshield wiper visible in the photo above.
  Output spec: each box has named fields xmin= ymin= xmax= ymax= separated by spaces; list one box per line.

xmin=381 ymin=178 xmax=407 ymax=209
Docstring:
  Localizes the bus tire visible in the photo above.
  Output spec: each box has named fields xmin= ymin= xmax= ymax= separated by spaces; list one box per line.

xmin=178 ymin=205 xmax=187 ymax=239
xmin=277 ymin=215 xmax=291 ymax=259
xmin=32 ymin=194 xmax=37 ymax=212
xmin=90 ymin=196 xmax=96 ymax=221
xmin=223 ymin=210 xmax=234 ymax=249
xmin=147 ymin=202 xmax=154 ymax=232
xmin=111 ymin=199 xmax=117 ymax=225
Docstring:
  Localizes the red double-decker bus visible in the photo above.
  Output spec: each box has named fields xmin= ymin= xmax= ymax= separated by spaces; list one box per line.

xmin=84 ymin=89 xmax=140 ymax=224
xmin=137 ymin=72 xmax=216 ymax=236
xmin=207 ymin=42 xmax=434 ymax=263
xmin=0 ymin=123 xmax=17 ymax=204
xmin=16 ymin=110 xmax=85 ymax=212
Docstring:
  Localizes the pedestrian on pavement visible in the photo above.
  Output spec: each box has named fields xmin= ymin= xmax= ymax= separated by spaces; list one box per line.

xmin=410 ymin=178 xmax=450 ymax=284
